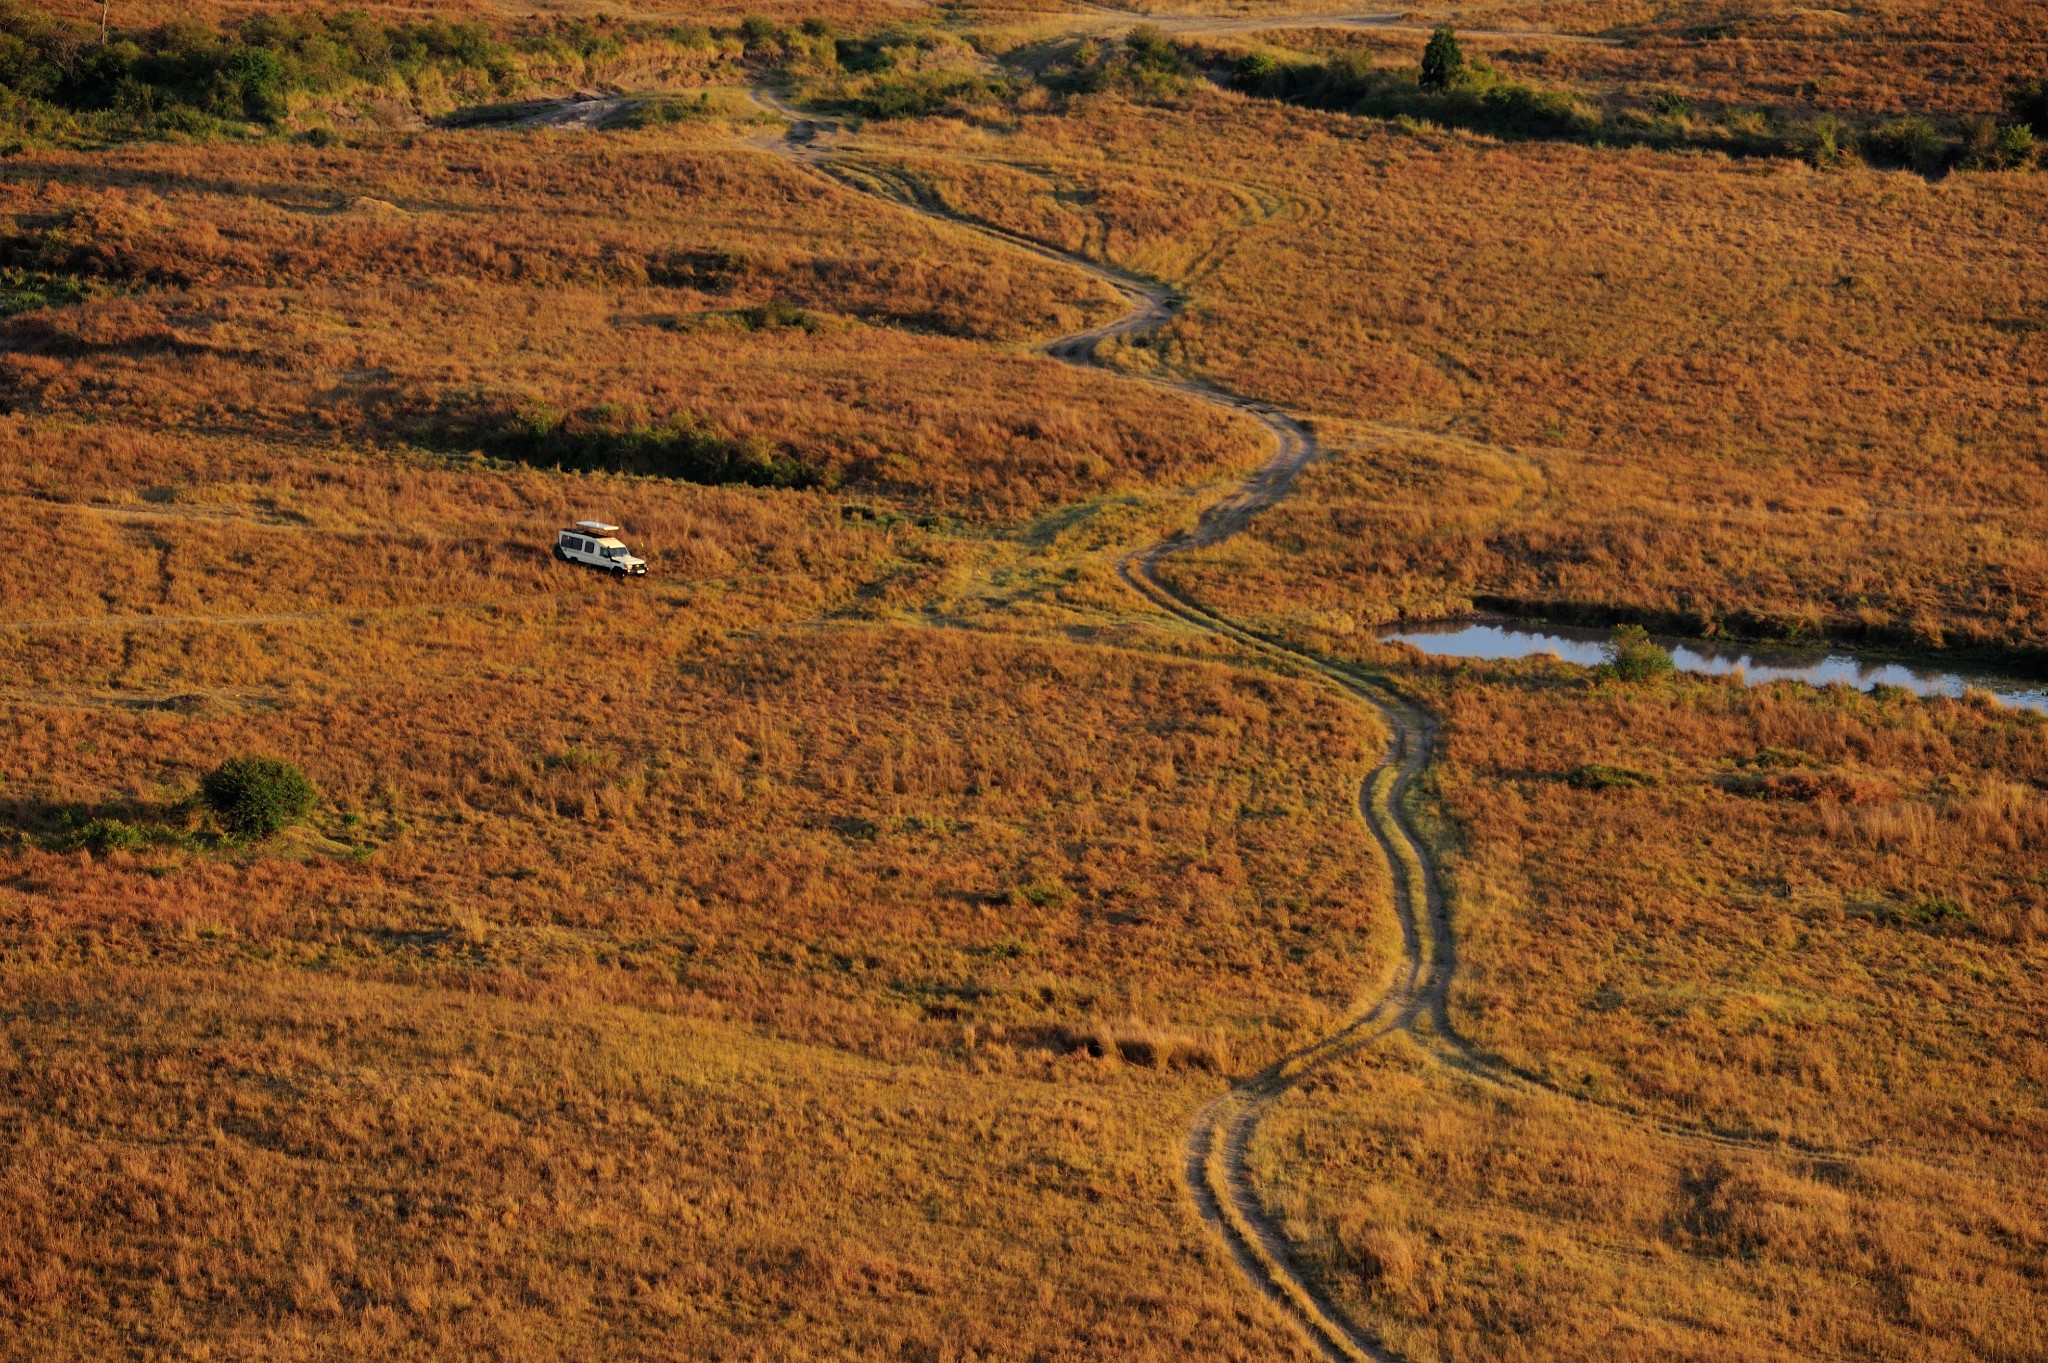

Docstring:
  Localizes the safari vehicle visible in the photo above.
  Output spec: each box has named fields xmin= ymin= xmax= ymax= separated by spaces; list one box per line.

xmin=554 ymin=521 xmax=647 ymax=576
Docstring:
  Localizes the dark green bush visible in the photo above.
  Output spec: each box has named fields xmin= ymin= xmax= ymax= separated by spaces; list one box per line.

xmin=1480 ymin=80 xmax=1589 ymax=136
xmin=847 ymin=68 xmax=1009 ymax=120
xmin=1599 ymin=624 xmax=1675 ymax=683
xmin=739 ymin=14 xmax=782 ymax=48
xmin=1901 ymin=895 xmax=1973 ymax=931
xmin=1956 ymin=114 xmax=2038 ymax=170
xmin=2009 ymin=77 xmax=2048 ymax=136
xmin=479 ymin=403 xmax=825 ymax=489
xmin=65 ymin=817 xmax=149 ymax=854
xmin=0 ymin=3 xmax=523 ymax=137
xmin=1863 ymin=116 xmax=1944 ymax=173
xmin=611 ymin=91 xmax=715 ymax=129
xmin=1419 ymin=26 xmax=1463 ymax=92
xmin=1565 ymin=763 xmax=1655 ymax=791
xmin=0 ymin=264 xmax=90 ymax=315
xmin=1997 ymin=123 xmax=2038 ymax=168
xmin=202 ymin=756 xmax=318 ymax=839
xmin=1235 ymin=51 xmax=1277 ymax=83
xmin=1042 ymin=28 xmax=1194 ymax=101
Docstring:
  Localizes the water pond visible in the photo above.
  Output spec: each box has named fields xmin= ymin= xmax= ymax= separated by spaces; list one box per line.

xmin=1383 ymin=619 xmax=2048 ymax=716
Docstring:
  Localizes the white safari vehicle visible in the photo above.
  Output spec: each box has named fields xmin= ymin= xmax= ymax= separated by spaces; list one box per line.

xmin=555 ymin=521 xmax=647 ymax=576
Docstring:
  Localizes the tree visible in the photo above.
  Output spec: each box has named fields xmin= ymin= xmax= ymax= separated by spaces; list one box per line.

xmin=1420 ymin=26 xmax=1463 ymax=92
xmin=201 ymin=755 xmax=317 ymax=839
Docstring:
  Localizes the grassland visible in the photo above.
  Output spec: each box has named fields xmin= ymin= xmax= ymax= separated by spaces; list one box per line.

xmin=3 ymin=3 xmax=2047 ymax=1360
xmin=0 ymin=59 xmax=1390 ymax=1358
xmin=865 ymin=93 xmax=2048 ymax=651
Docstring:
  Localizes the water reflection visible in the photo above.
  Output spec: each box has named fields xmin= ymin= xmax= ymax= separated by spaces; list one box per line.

xmin=1383 ymin=620 xmax=2048 ymax=715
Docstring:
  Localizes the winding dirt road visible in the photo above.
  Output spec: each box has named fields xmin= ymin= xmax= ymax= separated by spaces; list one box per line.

xmin=751 ymin=84 xmax=1457 ymax=1362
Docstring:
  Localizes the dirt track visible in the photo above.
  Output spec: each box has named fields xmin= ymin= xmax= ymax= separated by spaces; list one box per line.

xmin=751 ymin=83 xmax=1452 ymax=1362
xmin=743 ymin=77 xmax=1859 ymax=1358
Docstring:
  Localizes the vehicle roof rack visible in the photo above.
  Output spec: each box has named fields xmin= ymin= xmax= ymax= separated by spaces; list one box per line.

xmin=572 ymin=521 xmax=621 ymax=534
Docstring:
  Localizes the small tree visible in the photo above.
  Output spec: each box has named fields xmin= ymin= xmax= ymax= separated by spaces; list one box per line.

xmin=202 ymin=756 xmax=317 ymax=839
xmin=1420 ymin=27 xmax=1464 ymax=92
xmin=1600 ymin=624 xmax=1675 ymax=683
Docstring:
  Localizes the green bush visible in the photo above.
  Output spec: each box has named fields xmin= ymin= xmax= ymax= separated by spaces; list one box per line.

xmin=1802 ymin=114 xmax=1851 ymax=168
xmin=1997 ymin=122 xmax=2038 ymax=168
xmin=1565 ymin=763 xmax=1655 ymax=791
xmin=1235 ymin=51 xmax=1277 ymax=84
xmin=849 ymin=68 xmax=1009 ymax=119
xmin=1419 ymin=26 xmax=1463 ymax=92
xmin=2008 ymin=77 xmax=2048 ymax=136
xmin=1863 ymin=116 xmax=1944 ymax=173
xmin=1956 ymin=114 xmax=2038 ymax=170
xmin=1649 ymin=89 xmax=1691 ymax=118
xmin=202 ymin=755 xmax=318 ymax=839
xmin=1599 ymin=624 xmax=1675 ymax=683
xmin=65 ymin=817 xmax=149 ymax=854
xmin=476 ymin=403 xmax=825 ymax=489
xmin=1902 ymin=895 xmax=1973 ymax=931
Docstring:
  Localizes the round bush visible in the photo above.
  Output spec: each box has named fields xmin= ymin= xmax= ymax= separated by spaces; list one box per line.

xmin=201 ymin=756 xmax=317 ymax=839
xmin=1601 ymin=624 xmax=1675 ymax=683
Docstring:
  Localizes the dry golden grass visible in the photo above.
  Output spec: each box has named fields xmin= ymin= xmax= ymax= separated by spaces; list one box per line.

xmin=0 ymin=123 xmax=1267 ymax=519
xmin=1250 ymin=1034 xmax=2046 ymax=1363
xmin=0 ymin=128 xmax=1389 ymax=1342
xmin=1214 ymin=662 xmax=2048 ymax=1361
xmin=8 ymin=12 xmax=2048 ymax=1357
xmin=1408 ymin=663 xmax=2048 ymax=1145
xmin=803 ymin=71 xmax=2048 ymax=1355
xmin=2 ymin=967 xmax=1306 ymax=1362
xmin=864 ymin=92 xmax=2048 ymax=649
xmin=1215 ymin=0 xmax=2048 ymax=117
xmin=0 ymin=410 xmax=1398 ymax=1355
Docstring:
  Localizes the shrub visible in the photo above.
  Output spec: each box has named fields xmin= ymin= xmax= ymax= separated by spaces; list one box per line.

xmin=1565 ymin=763 xmax=1655 ymax=791
xmin=1957 ymin=116 xmax=2037 ymax=170
xmin=1863 ymin=116 xmax=1944 ymax=173
xmin=1123 ymin=26 xmax=1186 ymax=77
xmin=201 ymin=755 xmax=318 ymax=838
xmin=1481 ymin=81 xmax=1590 ymax=136
xmin=1235 ymin=51 xmax=1278 ymax=85
xmin=1419 ymin=27 xmax=1463 ymax=92
xmin=1599 ymin=624 xmax=1675 ymax=683
xmin=2008 ymin=77 xmax=2048 ymax=136
xmin=1997 ymin=123 xmax=2038 ymax=169
xmin=64 ymin=817 xmax=149 ymax=854
xmin=1801 ymin=114 xmax=1851 ymax=168
xmin=1649 ymin=90 xmax=1691 ymax=119
xmin=1902 ymin=894 xmax=1973 ymax=931
xmin=849 ymin=69 xmax=1009 ymax=120
xmin=477 ymin=403 xmax=825 ymax=490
